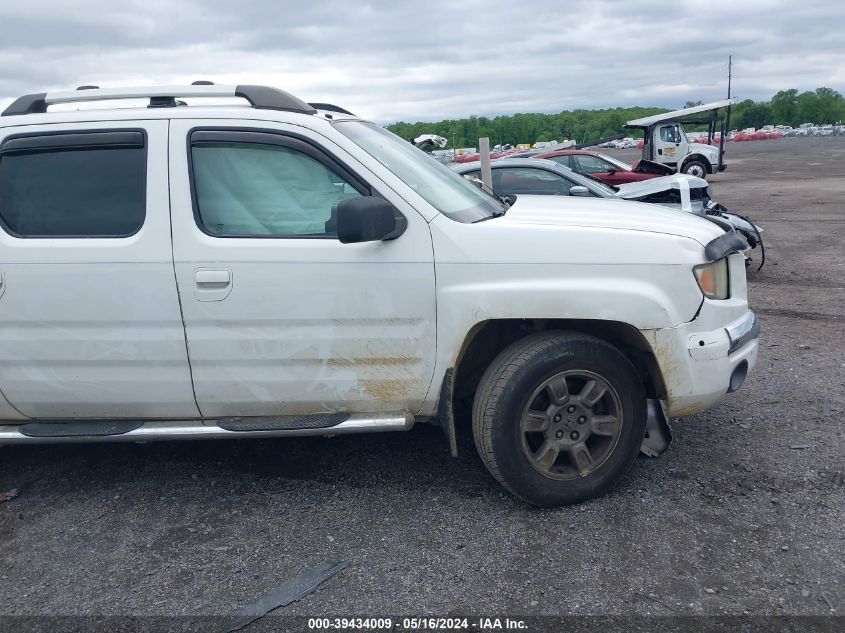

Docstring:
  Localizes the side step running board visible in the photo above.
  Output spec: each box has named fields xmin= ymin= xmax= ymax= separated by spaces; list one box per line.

xmin=19 ymin=420 xmax=144 ymax=438
xmin=0 ymin=412 xmax=412 ymax=445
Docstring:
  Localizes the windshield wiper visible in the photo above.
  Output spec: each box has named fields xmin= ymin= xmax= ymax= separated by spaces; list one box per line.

xmin=472 ymin=208 xmax=507 ymax=223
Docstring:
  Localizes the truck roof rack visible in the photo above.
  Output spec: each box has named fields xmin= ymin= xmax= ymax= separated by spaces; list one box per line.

xmin=625 ymin=98 xmax=735 ymax=129
xmin=1 ymin=84 xmax=318 ymax=117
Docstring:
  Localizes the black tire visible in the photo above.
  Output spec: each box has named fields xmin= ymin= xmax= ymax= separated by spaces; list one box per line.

xmin=472 ymin=331 xmax=647 ymax=506
xmin=682 ymin=159 xmax=708 ymax=178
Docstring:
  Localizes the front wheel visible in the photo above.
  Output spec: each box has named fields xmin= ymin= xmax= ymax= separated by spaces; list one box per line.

xmin=472 ymin=332 xmax=647 ymax=506
xmin=682 ymin=160 xmax=708 ymax=178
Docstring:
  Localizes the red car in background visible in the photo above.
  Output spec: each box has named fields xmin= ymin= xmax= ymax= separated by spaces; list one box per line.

xmin=518 ymin=149 xmax=675 ymax=186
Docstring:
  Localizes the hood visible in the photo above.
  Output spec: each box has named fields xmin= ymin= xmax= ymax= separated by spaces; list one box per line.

xmin=503 ymin=195 xmax=723 ymax=246
xmin=615 ymin=174 xmax=708 ymax=199
xmin=696 ymin=143 xmax=719 ymax=158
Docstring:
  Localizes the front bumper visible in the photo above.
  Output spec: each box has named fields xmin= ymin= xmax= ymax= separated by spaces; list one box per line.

xmin=644 ymin=308 xmax=760 ymax=417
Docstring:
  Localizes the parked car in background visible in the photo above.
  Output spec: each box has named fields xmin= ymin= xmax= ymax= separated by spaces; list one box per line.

xmin=452 ymin=158 xmax=763 ymax=258
xmin=455 ymin=157 xmax=701 ymax=210
xmin=609 ymin=137 xmax=638 ymax=149
xmin=528 ymin=149 xmax=675 ymax=186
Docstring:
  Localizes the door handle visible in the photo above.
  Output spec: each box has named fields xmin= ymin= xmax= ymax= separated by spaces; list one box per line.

xmin=195 ymin=269 xmax=231 ymax=285
xmin=193 ymin=268 xmax=232 ymax=302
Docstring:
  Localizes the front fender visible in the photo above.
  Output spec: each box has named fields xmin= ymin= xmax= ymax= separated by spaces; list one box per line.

xmin=436 ymin=265 xmax=700 ymax=329
xmin=419 ymin=214 xmax=714 ymax=417
xmin=418 ymin=262 xmax=704 ymax=416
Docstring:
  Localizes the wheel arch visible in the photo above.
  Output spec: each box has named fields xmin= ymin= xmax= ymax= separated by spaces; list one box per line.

xmin=681 ymin=154 xmax=713 ymax=174
xmin=444 ymin=318 xmax=667 ymax=449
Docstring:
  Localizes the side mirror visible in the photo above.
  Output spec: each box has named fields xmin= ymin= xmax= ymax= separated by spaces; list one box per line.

xmin=336 ymin=196 xmax=406 ymax=244
xmin=606 ymin=168 xmax=617 ymax=174
xmin=569 ymin=185 xmax=591 ymax=197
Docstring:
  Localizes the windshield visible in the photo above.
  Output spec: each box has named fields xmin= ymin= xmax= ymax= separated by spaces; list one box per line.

xmin=597 ymin=153 xmax=632 ymax=171
xmin=335 ymin=121 xmax=504 ymax=222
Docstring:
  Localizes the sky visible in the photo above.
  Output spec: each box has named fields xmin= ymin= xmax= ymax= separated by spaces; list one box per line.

xmin=1 ymin=0 xmax=843 ymax=123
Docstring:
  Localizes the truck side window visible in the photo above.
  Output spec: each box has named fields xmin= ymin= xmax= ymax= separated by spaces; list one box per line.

xmin=191 ymin=141 xmax=364 ymax=238
xmin=659 ymin=126 xmax=680 ymax=143
xmin=0 ymin=132 xmax=146 ymax=238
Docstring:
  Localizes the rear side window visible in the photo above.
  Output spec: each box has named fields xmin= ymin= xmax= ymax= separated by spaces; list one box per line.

xmin=573 ymin=155 xmax=610 ymax=174
xmin=492 ymin=167 xmax=575 ymax=196
xmin=548 ymin=155 xmax=573 ymax=169
xmin=0 ymin=131 xmax=146 ymax=238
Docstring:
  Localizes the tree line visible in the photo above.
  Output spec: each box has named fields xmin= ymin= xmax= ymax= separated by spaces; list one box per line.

xmin=731 ymin=88 xmax=843 ymax=131
xmin=386 ymin=87 xmax=845 ymax=147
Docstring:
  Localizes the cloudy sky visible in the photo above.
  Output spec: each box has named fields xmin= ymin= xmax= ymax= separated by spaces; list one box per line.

xmin=1 ymin=0 xmax=843 ymax=123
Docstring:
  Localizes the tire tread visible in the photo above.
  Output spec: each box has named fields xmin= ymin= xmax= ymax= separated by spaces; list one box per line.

xmin=471 ymin=331 xmax=644 ymax=505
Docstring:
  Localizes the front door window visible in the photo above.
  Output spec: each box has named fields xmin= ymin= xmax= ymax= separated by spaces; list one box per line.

xmin=191 ymin=140 xmax=363 ymax=238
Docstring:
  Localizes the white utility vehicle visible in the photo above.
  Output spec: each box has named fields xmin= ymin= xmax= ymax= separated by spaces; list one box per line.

xmin=627 ymin=99 xmax=735 ymax=179
xmin=0 ymin=84 xmax=759 ymax=505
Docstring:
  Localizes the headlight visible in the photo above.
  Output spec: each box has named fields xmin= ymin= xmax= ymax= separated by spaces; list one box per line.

xmin=693 ymin=258 xmax=730 ymax=299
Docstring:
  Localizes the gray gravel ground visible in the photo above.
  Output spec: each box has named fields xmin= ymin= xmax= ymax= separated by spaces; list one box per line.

xmin=0 ymin=136 xmax=843 ymax=631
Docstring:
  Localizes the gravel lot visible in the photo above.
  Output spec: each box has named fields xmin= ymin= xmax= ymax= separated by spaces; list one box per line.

xmin=1 ymin=137 xmax=843 ymax=630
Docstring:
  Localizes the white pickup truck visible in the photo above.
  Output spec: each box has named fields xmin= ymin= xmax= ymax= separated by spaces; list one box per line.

xmin=0 ymin=84 xmax=759 ymax=505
